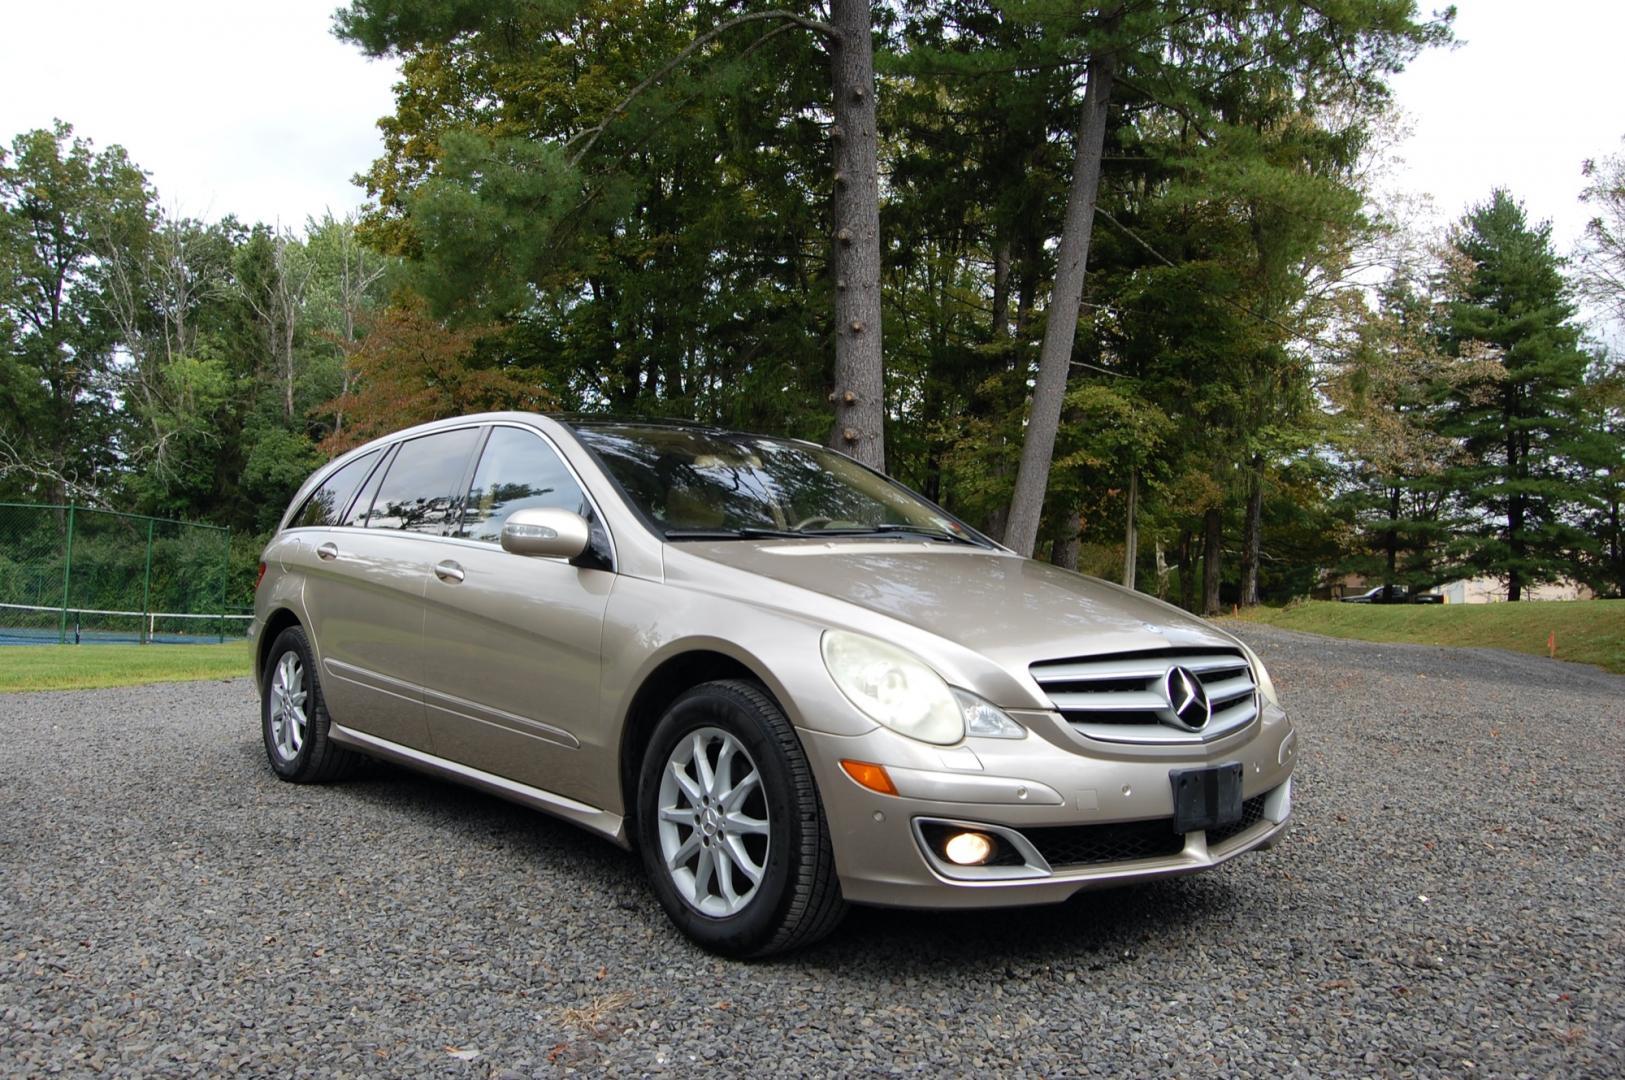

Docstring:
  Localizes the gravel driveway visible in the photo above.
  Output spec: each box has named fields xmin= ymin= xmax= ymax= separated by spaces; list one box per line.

xmin=2 ymin=626 xmax=1622 ymax=1077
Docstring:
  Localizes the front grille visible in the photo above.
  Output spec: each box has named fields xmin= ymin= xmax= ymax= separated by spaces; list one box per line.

xmin=1029 ymin=646 xmax=1259 ymax=744
xmin=1207 ymin=792 xmax=1269 ymax=849
xmin=1018 ymin=789 xmax=1273 ymax=870
xmin=1022 ymin=818 xmax=1187 ymax=867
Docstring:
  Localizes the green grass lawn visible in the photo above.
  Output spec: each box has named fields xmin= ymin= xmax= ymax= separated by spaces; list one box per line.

xmin=1223 ymin=599 xmax=1625 ymax=675
xmin=0 ymin=641 xmax=252 ymax=692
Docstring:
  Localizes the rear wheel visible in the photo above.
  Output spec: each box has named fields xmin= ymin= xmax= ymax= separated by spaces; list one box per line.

xmin=637 ymin=680 xmax=845 ymax=957
xmin=261 ymin=625 xmax=360 ymax=783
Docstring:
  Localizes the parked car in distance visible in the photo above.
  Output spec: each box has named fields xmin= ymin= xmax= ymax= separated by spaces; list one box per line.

xmin=252 ymin=414 xmax=1295 ymax=956
xmin=1340 ymin=585 xmax=1444 ymax=604
xmin=1341 ymin=585 xmax=1409 ymax=604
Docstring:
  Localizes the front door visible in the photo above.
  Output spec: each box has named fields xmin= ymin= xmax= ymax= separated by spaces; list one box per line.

xmin=416 ymin=424 xmax=614 ymax=802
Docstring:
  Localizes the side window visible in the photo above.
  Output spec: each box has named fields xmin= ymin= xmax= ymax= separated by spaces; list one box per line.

xmin=457 ymin=427 xmax=591 ymax=544
xmin=366 ymin=428 xmax=482 ymax=534
xmin=340 ymin=443 xmax=394 ymax=528
xmin=289 ymin=449 xmax=382 ymax=529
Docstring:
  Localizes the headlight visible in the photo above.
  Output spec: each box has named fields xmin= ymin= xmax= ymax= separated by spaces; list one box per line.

xmin=821 ymin=631 xmax=964 ymax=744
xmin=1240 ymin=642 xmax=1279 ymax=707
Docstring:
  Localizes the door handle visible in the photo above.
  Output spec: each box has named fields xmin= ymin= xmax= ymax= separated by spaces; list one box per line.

xmin=434 ymin=559 xmax=465 ymax=584
xmin=316 ymin=542 xmax=338 ymax=561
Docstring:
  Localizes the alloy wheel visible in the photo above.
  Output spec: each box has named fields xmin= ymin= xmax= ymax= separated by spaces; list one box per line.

xmin=656 ymin=726 xmax=771 ymax=917
xmin=268 ymin=650 xmax=308 ymax=763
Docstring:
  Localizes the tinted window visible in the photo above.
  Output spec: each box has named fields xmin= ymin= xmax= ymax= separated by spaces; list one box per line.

xmin=289 ymin=449 xmax=382 ymax=529
xmin=457 ymin=427 xmax=591 ymax=544
xmin=340 ymin=444 xmax=394 ymax=528
xmin=366 ymin=428 xmax=482 ymax=534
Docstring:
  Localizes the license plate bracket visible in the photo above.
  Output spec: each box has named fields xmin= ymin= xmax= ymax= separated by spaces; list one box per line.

xmin=1169 ymin=763 xmax=1244 ymax=834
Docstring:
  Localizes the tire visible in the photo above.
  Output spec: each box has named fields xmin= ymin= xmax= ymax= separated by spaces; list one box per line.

xmin=261 ymin=624 xmax=360 ymax=783
xmin=636 ymin=680 xmax=846 ymax=957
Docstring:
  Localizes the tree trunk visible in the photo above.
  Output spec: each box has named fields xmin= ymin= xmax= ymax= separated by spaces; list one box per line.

xmin=1384 ymin=485 xmax=1400 ymax=602
xmin=1505 ymin=395 xmax=1524 ymax=601
xmin=1122 ymin=464 xmax=1138 ymax=590
xmin=283 ymin=317 xmax=296 ymax=423
xmin=1178 ymin=528 xmax=1194 ymax=612
xmin=1239 ymin=454 xmax=1262 ymax=606
xmin=1002 ymin=48 xmax=1117 ymax=556
xmin=1202 ymin=507 xmax=1222 ymax=616
xmin=1054 ymin=510 xmax=1082 ymax=571
xmin=991 ymin=239 xmax=1011 ymax=340
xmin=1154 ymin=540 xmax=1169 ymax=599
xmin=1611 ymin=491 xmax=1621 ymax=597
xmin=826 ymin=0 xmax=885 ymax=470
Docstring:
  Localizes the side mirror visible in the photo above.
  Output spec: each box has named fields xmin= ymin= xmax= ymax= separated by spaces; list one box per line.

xmin=500 ymin=508 xmax=590 ymax=560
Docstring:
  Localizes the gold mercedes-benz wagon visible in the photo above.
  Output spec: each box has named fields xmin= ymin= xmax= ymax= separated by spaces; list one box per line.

xmin=252 ymin=413 xmax=1295 ymax=956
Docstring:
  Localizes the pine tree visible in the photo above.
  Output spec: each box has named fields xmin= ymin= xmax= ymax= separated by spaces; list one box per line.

xmin=1437 ymin=190 xmax=1596 ymax=600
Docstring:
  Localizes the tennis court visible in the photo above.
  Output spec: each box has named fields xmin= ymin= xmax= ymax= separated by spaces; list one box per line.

xmin=0 ymin=504 xmax=246 ymax=646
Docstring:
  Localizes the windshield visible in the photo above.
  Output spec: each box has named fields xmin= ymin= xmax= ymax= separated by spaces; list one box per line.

xmin=572 ymin=423 xmax=989 ymax=545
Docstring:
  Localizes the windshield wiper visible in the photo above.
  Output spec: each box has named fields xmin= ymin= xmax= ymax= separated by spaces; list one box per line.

xmin=869 ymin=523 xmax=983 ymax=545
xmin=802 ymin=523 xmax=982 ymax=546
xmin=663 ymin=527 xmax=808 ymax=541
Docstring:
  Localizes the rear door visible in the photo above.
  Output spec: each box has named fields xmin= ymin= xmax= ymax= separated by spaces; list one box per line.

xmin=416 ymin=424 xmax=614 ymax=801
xmin=300 ymin=426 xmax=483 ymax=750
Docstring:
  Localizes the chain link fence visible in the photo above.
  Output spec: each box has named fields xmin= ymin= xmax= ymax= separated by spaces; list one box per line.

xmin=0 ymin=503 xmax=247 ymax=645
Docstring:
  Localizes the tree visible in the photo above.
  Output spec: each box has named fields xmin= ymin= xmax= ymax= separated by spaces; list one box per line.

xmin=1569 ymin=355 xmax=1624 ymax=596
xmin=335 ymin=0 xmax=888 ymax=464
xmin=301 ymin=214 xmax=392 ymax=442
xmin=318 ymin=300 xmax=555 ymax=454
xmin=0 ymin=122 xmax=152 ymax=502
xmin=1327 ymin=273 xmax=1500 ymax=596
xmin=1577 ymin=137 xmax=1625 ymax=329
xmin=994 ymin=0 xmax=1452 ymax=558
xmin=1437 ymin=190 xmax=1595 ymax=599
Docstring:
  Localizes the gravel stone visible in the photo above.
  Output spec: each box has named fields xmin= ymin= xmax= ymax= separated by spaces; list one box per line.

xmin=1 ymin=626 xmax=1622 ymax=1076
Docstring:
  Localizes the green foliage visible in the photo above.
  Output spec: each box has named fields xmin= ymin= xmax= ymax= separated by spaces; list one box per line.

xmin=0 ymin=122 xmax=153 ymax=502
xmin=14 ymin=6 xmax=1616 ymax=618
xmin=1436 ymin=190 xmax=1597 ymax=597
xmin=241 ymin=428 xmax=325 ymax=533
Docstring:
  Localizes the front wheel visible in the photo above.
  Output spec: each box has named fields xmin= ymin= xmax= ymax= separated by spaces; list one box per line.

xmin=637 ymin=680 xmax=845 ymax=957
xmin=261 ymin=625 xmax=359 ymax=783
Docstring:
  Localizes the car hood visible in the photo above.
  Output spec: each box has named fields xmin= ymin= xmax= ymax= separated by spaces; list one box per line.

xmin=664 ymin=539 xmax=1239 ymax=674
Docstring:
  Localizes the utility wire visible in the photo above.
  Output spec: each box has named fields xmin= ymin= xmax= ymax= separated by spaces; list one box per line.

xmin=1093 ymin=206 xmax=1344 ymax=356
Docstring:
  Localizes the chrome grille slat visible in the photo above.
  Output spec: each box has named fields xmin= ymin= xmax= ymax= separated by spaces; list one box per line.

xmin=1031 ymin=655 xmax=1246 ymax=681
xmin=1030 ymin=646 xmax=1259 ymax=745
xmin=1204 ymin=675 xmax=1255 ymax=704
xmin=1046 ymin=689 xmax=1168 ymax=712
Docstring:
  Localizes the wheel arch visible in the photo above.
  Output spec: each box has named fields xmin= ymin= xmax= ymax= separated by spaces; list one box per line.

xmin=617 ymin=646 xmax=793 ymax=850
xmin=255 ymin=607 xmax=304 ymax=688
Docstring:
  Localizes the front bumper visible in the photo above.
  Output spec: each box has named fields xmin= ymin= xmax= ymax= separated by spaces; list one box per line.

xmin=797 ymin=705 xmax=1295 ymax=909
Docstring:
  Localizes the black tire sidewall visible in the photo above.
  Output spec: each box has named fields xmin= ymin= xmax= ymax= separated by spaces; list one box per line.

xmin=262 ymin=627 xmax=315 ymax=780
xmin=637 ymin=683 xmax=806 ymax=956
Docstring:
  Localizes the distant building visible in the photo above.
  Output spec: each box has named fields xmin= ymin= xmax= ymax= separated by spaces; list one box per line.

xmin=1439 ymin=577 xmax=1594 ymax=604
xmin=1318 ymin=572 xmax=1593 ymax=603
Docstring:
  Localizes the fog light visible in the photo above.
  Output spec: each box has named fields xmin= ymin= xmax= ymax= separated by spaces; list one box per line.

xmin=943 ymin=831 xmax=994 ymax=866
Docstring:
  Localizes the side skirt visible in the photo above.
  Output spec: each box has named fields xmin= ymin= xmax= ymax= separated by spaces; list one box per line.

xmin=328 ymin=723 xmax=629 ymax=848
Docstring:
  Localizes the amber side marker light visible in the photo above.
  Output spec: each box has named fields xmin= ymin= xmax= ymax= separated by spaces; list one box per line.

xmin=255 ymin=562 xmax=267 ymax=592
xmin=840 ymin=760 xmax=898 ymax=796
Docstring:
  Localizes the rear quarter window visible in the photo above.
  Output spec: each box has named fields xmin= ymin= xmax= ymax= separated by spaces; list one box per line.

xmin=288 ymin=449 xmax=382 ymax=530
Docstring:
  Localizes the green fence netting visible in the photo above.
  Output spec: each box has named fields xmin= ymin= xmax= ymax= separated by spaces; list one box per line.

xmin=0 ymin=503 xmax=245 ymax=645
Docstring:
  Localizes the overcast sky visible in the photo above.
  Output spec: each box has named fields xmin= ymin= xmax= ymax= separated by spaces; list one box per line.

xmin=1 ymin=1 xmax=1621 ymax=259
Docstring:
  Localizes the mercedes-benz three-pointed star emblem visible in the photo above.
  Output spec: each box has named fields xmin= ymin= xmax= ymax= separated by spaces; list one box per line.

xmin=1161 ymin=665 xmax=1212 ymax=731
